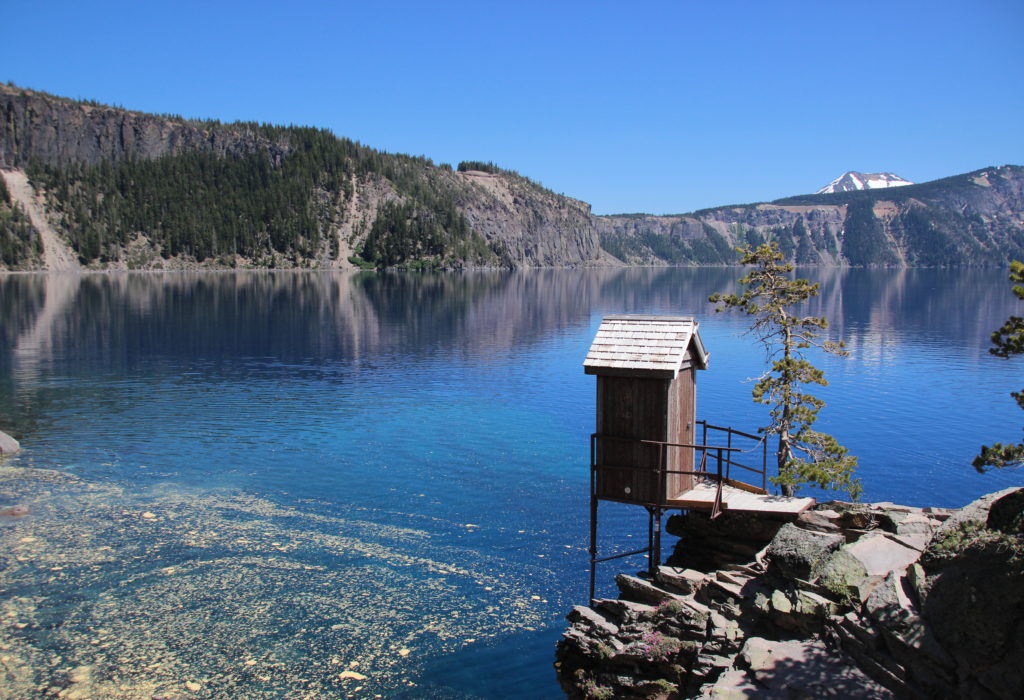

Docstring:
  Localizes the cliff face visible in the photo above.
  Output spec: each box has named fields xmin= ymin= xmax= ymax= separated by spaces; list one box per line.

xmin=0 ymin=84 xmax=288 ymax=169
xmin=596 ymin=204 xmax=848 ymax=265
xmin=0 ymin=85 xmax=603 ymax=270
xmin=596 ymin=166 xmax=1024 ymax=267
xmin=456 ymin=170 xmax=602 ymax=267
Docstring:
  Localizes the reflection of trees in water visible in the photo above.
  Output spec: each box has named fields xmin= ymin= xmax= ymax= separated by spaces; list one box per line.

xmin=0 ymin=268 xmax=1016 ymax=376
xmin=0 ymin=274 xmax=48 ymax=365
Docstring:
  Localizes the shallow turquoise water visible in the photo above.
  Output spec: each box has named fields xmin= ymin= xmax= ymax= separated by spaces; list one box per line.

xmin=0 ymin=268 xmax=1020 ymax=698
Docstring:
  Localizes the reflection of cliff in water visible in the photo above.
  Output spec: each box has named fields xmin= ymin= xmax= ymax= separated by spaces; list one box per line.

xmin=792 ymin=267 xmax=1014 ymax=357
xmin=0 ymin=268 xmax=1016 ymax=378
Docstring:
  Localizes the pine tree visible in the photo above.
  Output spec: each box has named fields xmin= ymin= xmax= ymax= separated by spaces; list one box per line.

xmin=710 ymin=242 xmax=861 ymax=498
xmin=973 ymin=260 xmax=1024 ymax=471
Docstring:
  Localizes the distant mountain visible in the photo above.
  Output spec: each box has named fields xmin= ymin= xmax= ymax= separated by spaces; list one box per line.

xmin=816 ymin=171 xmax=914 ymax=194
xmin=596 ymin=165 xmax=1024 ymax=267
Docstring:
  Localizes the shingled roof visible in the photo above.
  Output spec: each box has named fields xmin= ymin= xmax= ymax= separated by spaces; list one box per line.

xmin=583 ymin=314 xmax=709 ymax=378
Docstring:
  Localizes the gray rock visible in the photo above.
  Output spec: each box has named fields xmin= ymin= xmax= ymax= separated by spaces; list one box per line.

xmin=567 ymin=605 xmax=619 ymax=637
xmin=838 ymin=611 xmax=881 ymax=647
xmin=795 ymin=589 xmax=838 ymax=618
xmin=819 ymin=535 xmax=920 ymax=602
xmin=929 ymin=486 xmax=1021 ymax=545
xmin=886 ymin=531 xmax=932 ymax=552
xmin=831 ymin=622 xmax=917 ymax=698
xmin=838 ymin=507 xmax=881 ymax=531
xmin=767 ymin=522 xmax=845 ymax=581
xmin=858 ymin=580 xmax=959 ymax=698
xmin=894 ymin=513 xmax=939 ymax=536
xmin=796 ymin=508 xmax=842 ymax=533
xmin=700 ymin=668 xmax=781 ymax=699
xmin=986 ymin=487 xmax=1024 ymax=534
xmin=616 ymin=574 xmax=687 ymax=607
xmin=769 ymin=589 xmax=793 ymax=614
xmin=655 ymin=565 xmax=709 ymax=595
xmin=921 ymin=521 xmax=1024 ymax=697
xmin=595 ymin=598 xmax=656 ymax=625
xmin=740 ymin=637 xmax=895 ymax=698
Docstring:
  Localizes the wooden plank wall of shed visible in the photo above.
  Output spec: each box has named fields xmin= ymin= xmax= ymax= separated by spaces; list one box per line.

xmin=595 ymin=375 xmax=668 ymax=503
xmin=667 ymin=367 xmax=696 ymax=497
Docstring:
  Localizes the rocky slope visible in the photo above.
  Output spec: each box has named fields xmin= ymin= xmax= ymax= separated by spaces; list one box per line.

xmin=557 ymin=487 xmax=1024 ymax=699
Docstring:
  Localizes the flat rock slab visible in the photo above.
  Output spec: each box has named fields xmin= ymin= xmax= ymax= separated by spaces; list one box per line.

xmin=567 ymin=605 xmax=620 ymax=637
xmin=702 ymin=668 xmax=783 ymax=699
xmin=740 ymin=636 xmax=895 ymax=698
xmin=616 ymin=573 xmax=686 ymax=606
xmin=0 ymin=430 xmax=20 ymax=455
xmin=821 ymin=534 xmax=920 ymax=593
xmin=595 ymin=598 xmax=656 ymax=625
xmin=846 ymin=535 xmax=921 ymax=577
xmin=656 ymin=565 xmax=709 ymax=595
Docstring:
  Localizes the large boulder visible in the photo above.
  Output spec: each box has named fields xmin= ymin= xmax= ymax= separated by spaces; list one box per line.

xmin=925 ymin=487 xmax=1021 ymax=555
xmin=766 ymin=522 xmax=845 ymax=582
xmin=987 ymin=487 xmax=1024 ymax=534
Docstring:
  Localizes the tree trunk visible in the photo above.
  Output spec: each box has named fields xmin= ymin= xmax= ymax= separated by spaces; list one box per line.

xmin=778 ymin=430 xmax=795 ymax=497
xmin=779 ymin=324 xmax=795 ymax=497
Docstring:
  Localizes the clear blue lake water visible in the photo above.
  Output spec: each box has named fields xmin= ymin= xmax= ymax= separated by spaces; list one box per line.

xmin=0 ymin=267 xmax=1020 ymax=698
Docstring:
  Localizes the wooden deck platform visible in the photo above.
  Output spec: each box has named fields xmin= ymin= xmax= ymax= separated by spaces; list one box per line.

xmin=666 ymin=482 xmax=815 ymax=514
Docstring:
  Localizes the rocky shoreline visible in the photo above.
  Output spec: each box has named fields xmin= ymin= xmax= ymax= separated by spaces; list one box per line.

xmin=556 ymin=487 xmax=1024 ymax=699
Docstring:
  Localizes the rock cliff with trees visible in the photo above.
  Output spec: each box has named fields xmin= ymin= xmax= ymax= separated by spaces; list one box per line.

xmin=1 ymin=83 xmax=1022 ymax=271
xmin=0 ymin=84 xmax=604 ymax=271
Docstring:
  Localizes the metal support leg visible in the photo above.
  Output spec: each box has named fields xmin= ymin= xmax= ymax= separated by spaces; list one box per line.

xmin=646 ymin=506 xmax=654 ymax=577
xmin=651 ymin=507 xmax=663 ymax=578
xmin=589 ymin=495 xmax=598 ymax=603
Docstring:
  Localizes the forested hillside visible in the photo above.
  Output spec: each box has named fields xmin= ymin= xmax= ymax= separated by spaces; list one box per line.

xmin=1 ymin=83 xmax=1021 ymax=271
xmin=0 ymin=84 xmax=601 ymax=270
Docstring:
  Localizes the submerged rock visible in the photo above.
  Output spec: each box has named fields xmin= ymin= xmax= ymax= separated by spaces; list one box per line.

xmin=0 ymin=430 xmax=20 ymax=455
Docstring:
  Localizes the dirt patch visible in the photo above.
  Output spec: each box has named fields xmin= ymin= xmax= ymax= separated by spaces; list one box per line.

xmin=1 ymin=169 xmax=80 ymax=272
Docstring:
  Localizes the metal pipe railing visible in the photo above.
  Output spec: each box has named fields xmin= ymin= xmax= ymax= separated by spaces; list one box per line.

xmin=588 ymin=424 xmax=770 ymax=600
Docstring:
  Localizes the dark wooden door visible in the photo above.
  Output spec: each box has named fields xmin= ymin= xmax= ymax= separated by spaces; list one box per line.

xmin=595 ymin=375 xmax=668 ymax=504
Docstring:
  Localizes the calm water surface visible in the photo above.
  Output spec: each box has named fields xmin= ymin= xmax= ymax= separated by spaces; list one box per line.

xmin=0 ymin=268 xmax=1020 ymax=698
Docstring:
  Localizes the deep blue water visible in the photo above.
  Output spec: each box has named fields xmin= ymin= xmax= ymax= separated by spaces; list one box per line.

xmin=0 ymin=268 xmax=1020 ymax=698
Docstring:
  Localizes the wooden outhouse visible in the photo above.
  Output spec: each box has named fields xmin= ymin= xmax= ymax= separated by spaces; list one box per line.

xmin=584 ymin=314 xmax=708 ymax=506
xmin=582 ymin=314 xmax=815 ymax=599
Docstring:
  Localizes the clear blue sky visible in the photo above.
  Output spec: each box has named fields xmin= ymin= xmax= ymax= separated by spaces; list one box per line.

xmin=4 ymin=1 xmax=1022 ymax=214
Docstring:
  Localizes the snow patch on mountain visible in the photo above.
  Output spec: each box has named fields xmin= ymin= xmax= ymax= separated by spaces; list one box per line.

xmin=816 ymin=171 xmax=913 ymax=194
